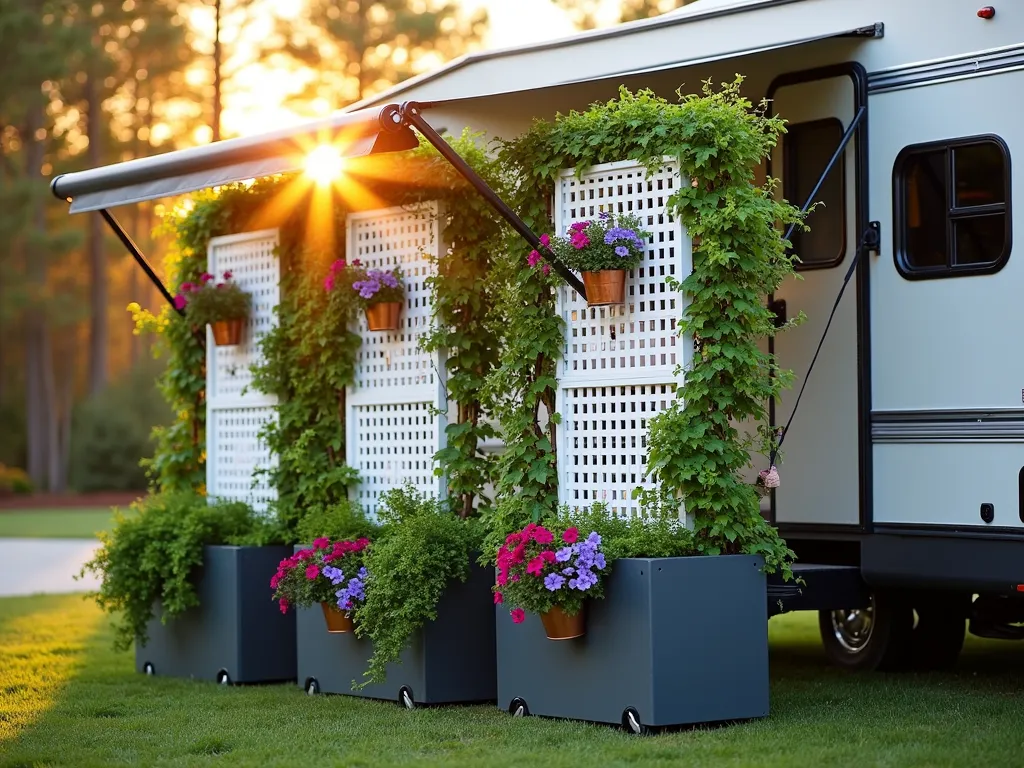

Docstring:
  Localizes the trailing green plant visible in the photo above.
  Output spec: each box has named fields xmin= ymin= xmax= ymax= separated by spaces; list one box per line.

xmin=295 ymin=497 xmax=378 ymax=544
xmin=496 ymin=79 xmax=802 ymax=576
xmin=353 ymin=485 xmax=480 ymax=687
xmin=79 ymin=492 xmax=279 ymax=650
xmin=414 ymin=131 xmax=506 ymax=519
xmin=177 ymin=270 xmax=252 ymax=325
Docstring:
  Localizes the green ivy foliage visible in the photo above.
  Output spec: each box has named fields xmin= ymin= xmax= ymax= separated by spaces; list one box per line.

xmin=80 ymin=492 xmax=279 ymax=650
xmin=353 ymin=486 xmax=480 ymax=687
xmin=495 ymin=79 xmax=802 ymax=575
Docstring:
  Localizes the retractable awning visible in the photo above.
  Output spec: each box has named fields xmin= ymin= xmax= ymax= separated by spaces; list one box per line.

xmin=51 ymin=104 xmax=417 ymax=213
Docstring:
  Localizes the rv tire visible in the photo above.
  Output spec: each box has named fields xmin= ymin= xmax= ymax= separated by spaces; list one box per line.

xmin=819 ymin=591 xmax=913 ymax=672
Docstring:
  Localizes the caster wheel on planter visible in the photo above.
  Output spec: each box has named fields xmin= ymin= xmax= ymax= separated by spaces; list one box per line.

xmin=306 ymin=678 xmax=320 ymax=696
xmin=508 ymin=698 xmax=529 ymax=717
xmin=399 ymin=686 xmax=415 ymax=710
xmin=143 ymin=662 xmax=155 ymax=676
xmin=622 ymin=707 xmax=649 ymax=735
xmin=216 ymin=670 xmax=232 ymax=686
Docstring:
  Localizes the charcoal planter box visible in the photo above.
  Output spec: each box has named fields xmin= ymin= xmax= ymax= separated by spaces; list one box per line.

xmin=297 ymin=553 xmax=496 ymax=705
xmin=496 ymin=554 xmax=768 ymax=730
xmin=135 ymin=545 xmax=296 ymax=684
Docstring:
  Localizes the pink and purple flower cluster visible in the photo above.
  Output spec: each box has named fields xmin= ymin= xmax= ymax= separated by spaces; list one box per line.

xmin=270 ymin=537 xmax=371 ymax=614
xmin=323 ymin=258 xmax=362 ymax=292
xmin=173 ymin=270 xmax=233 ymax=310
xmin=494 ymin=522 xmax=609 ymax=625
xmin=321 ymin=564 xmax=369 ymax=613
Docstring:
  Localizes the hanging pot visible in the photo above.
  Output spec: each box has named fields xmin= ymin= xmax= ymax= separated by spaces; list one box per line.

xmin=211 ymin=318 xmax=244 ymax=346
xmin=540 ymin=604 xmax=586 ymax=640
xmin=321 ymin=602 xmax=354 ymax=634
xmin=364 ymin=301 xmax=402 ymax=331
xmin=581 ymin=270 xmax=626 ymax=306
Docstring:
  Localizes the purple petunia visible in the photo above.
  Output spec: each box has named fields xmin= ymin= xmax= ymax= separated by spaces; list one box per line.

xmin=544 ymin=573 xmax=566 ymax=592
xmin=555 ymin=547 xmax=573 ymax=563
xmin=604 ymin=227 xmax=643 ymax=247
xmin=615 ymin=246 xmax=629 ymax=257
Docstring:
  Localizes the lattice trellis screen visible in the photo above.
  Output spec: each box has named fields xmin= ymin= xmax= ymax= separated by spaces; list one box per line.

xmin=205 ymin=229 xmax=279 ymax=513
xmin=554 ymin=159 xmax=691 ymax=517
xmin=345 ymin=204 xmax=447 ymax=516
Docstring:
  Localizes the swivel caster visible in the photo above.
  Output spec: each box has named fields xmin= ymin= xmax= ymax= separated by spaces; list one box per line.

xmin=216 ymin=669 xmax=232 ymax=686
xmin=305 ymin=678 xmax=320 ymax=696
xmin=622 ymin=707 xmax=649 ymax=735
xmin=142 ymin=662 xmax=155 ymax=676
xmin=508 ymin=698 xmax=529 ymax=717
xmin=399 ymin=686 xmax=415 ymax=709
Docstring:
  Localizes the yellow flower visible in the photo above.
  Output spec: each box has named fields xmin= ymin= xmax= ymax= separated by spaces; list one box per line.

xmin=126 ymin=302 xmax=141 ymax=313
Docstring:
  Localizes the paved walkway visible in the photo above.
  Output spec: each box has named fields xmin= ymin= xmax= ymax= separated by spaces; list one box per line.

xmin=0 ymin=538 xmax=103 ymax=597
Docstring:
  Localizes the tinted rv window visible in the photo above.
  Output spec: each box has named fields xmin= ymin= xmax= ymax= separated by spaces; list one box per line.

xmin=784 ymin=119 xmax=846 ymax=269
xmin=895 ymin=136 xmax=1011 ymax=278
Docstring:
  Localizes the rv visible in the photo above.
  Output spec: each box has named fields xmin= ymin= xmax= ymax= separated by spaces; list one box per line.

xmin=53 ymin=0 xmax=1024 ymax=673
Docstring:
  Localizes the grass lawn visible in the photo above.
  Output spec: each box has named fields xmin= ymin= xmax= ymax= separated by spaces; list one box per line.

xmin=1 ymin=595 xmax=1023 ymax=767
xmin=0 ymin=509 xmax=119 ymax=540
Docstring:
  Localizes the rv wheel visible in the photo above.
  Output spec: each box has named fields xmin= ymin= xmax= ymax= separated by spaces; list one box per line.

xmin=305 ymin=678 xmax=320 ymax=696
xmin=399 ymin=686 xmax=415 ymax=710
xmin=143 ymin=662 xmax=155 ymax=676
xmin=508 ymin=698 xmax=529 ymax=717
xmin=819 ymin=591 xmax=913 ymax=672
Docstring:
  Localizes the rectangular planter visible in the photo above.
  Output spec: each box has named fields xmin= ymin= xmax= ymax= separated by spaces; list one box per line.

xmin=135 ymin=545 xmax=296 ymax=684
xmin=296 ymin=555 xmax=496 ymax=705
xmin=496 ymin=554 xmax=769 ymax=729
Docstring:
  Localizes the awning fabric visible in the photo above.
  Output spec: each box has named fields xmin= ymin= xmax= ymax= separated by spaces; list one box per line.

xmin=52 ymin=104 xmax=418 ymax=213
xmin=351 ymin=0 xmax=881 ymax=107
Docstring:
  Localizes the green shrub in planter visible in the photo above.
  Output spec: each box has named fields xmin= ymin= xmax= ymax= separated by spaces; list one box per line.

xmin=80 ymin=491 xmax=283 ymax=650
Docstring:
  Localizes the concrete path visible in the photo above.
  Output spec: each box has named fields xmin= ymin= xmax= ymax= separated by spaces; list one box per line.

xmin=0 ymin=538 xmax=103 ymax=597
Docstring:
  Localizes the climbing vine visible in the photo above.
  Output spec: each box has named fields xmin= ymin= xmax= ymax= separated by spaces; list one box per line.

xmin=495 ymin=79 xmax=802 ymax=574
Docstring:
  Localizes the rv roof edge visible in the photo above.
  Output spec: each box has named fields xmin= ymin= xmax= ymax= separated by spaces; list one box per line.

xmin=51 ymin=103 xmax=415 ymax=213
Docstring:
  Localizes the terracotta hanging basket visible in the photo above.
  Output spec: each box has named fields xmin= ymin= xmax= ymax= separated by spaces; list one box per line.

xmin=321 ymin=602 xmax=354 ymax=634
xmin=211 ymin=318 xmax=244 ymax=346
xmin=540 ymin=605 xmax=586 ymax=640
xmin=582 ymin=270 xmax=626 ymax=306
xmin=364 ymin=301 xmax=402 ymax=331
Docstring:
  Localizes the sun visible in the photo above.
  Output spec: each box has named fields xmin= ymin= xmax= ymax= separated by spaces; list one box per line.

xmin=304 ymin=144 xmax=346 ymax=186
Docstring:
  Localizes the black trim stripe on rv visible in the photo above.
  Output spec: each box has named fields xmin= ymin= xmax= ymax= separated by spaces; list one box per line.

xmin=869 ymin=45 xmax=1024 ymax=93
xmin=871 ymin=409 xmax=1024 ymax=442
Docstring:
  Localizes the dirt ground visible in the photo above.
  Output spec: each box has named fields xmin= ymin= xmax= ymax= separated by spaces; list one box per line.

xmin=0 ymin=492 xmax=143 ymax=511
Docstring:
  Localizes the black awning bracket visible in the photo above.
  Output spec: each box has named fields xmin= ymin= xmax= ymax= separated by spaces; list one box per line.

xmin=99 ymin=208 xmax=183 ymax=316
xmin=398 ymin=101 xmax=588 ymax=301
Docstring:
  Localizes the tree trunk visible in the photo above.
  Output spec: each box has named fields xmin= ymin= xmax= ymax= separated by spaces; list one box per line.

xmin=86 ymin=70 xmax=108 ymax=395
xmin=41 ymin=328 xmax=62 ymax=492
xmin=212 ymin=0 xmax=222 ymax=141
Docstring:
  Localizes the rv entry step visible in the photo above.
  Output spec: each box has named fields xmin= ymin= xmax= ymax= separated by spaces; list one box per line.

xmin=767 ymin=564 xmax=870 ymax=617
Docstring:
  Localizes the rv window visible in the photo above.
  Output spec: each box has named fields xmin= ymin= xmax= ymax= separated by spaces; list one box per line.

xmin=784 ymin=119 xmax=846 ymax=269
xmin=895 ymin=136 xmax=1011 ymax=278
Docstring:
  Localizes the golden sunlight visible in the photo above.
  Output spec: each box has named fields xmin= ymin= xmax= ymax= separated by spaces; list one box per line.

xmin=304 ymin=144 xmax=346 ymax=186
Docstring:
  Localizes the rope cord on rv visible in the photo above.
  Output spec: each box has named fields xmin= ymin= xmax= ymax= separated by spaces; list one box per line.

xmin=768 ymin=237 xmax=868 ymax=468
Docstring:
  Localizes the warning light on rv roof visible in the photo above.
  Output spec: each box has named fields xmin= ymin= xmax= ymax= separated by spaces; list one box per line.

xmin=305 ymin=144 xmax=346 ymax=186
xmin=977 ymin=6 xmax=995 ymax=18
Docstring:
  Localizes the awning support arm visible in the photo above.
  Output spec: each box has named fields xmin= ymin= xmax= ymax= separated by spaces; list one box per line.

xmin=99 ymin=208 xmax=183 ymax=315
xmin=398 ymin=101 xmax=588 ymax=301
xmin=782 ymin=104 xmax=866 ymax=245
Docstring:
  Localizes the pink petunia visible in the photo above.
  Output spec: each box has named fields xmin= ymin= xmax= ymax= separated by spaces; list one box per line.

xmin=510 ymin=608 xmax=525 ymax=624
xmin=279 ymin=598 xmax=290 ymax=614
xmin=313 ymin=537 xmax=330 ymax=551
xmin=570 ymin=221 xmax=588 ymax=233
xmin=305 ymin=564 xmax=320 ymax=580
xmin=542 ymin=264 xmax=551 ymax=276
xmin=540 ymin=550 xmax=556 ymax=564
xmin=173 ymin=294 xmax=186 ymax=310
xmin=324 ymin=274 xmax=335 ymax=292
xmin=200 ymin=272 xmax=213 ymax=283
xmin=562 ymin=527 xmax=579 ymax=544
xmin=222 ymin=270 xmax=233 ymax=280
xmin=526 ymin=556 xmax=545 ymax=577
xmin=533 ymin=527 xmax=554 ymax=545
xmin=297 ymin=549 xmax=314 ymax=561
xmin=570 ymin=232 xmax=590 ymax=250
xmin=539 ymin=233 xmax=550 ymax=247
xmin=180 ymin=281 xmax=195 ymax=293
xmin=527 ymin=250 xmax=542 ymax=268
xmin=496 ymin=571 xmax=508 ymax=586
xmin=494 ymin=591 xmax=503 ymax=605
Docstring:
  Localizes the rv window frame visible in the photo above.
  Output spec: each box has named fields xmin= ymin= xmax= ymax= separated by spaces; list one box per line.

xmin=783 ymin=117 xmax=848 ymax=271
xmin=893 ymin=134 xmax=1012 ymax=280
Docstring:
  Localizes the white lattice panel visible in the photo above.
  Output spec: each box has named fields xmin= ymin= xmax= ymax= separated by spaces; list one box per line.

xmin=350 ymin=402 xmax=444 ymax=514
xmin=345 ymin=205 xmax=447 ymax=516
xmin=206 ymin=406 xmax=277 ymax=511
xmin=205 ymin=229 xmax=280 ymax=512
xmin=554 ymin=160 xmax=691 ymax=517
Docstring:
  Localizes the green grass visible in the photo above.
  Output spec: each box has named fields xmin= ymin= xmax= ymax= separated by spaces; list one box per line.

xmin=0 ymin=509 xmax=118 ymax=539
xmin=2 ymin=594 xmax=1023 ymax=767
